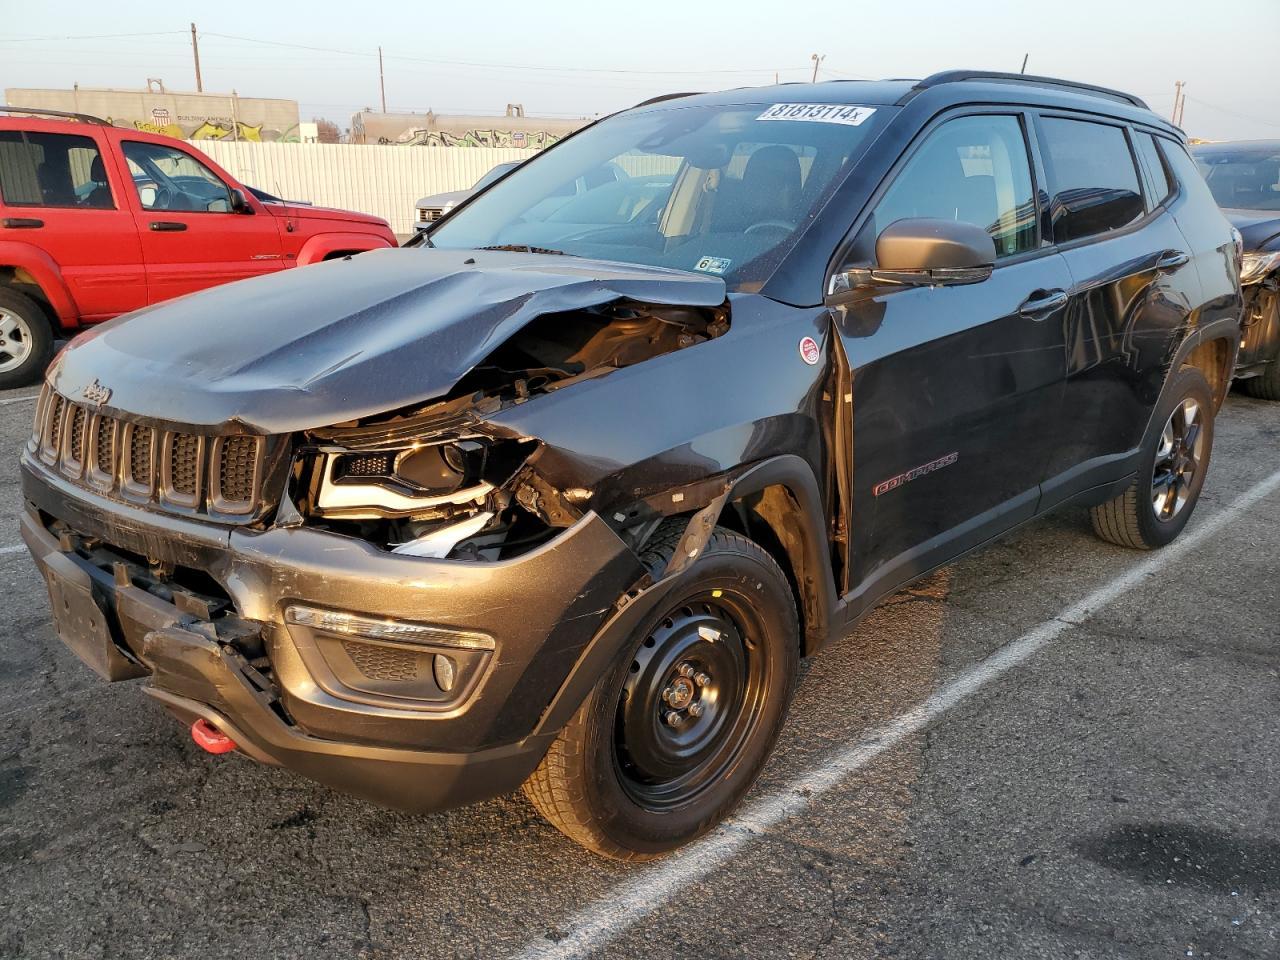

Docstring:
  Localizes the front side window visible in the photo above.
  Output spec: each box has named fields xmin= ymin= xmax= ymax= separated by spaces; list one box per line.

xmin=871 ymin=114 xmax=1038 ymax=259
xmin=1039 ymin=118 xmax=1144 ymax=243
xmin=428 ymin=102 xmax=893 ymax=289
xmin=122 ymin=141 xmax=233 ymax=213
xmin=0 ymin=131 xmax=113 ymax=209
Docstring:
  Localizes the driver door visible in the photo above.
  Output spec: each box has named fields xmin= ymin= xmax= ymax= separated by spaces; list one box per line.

xmin=121 ymin=140 xmax=283 ymax=304
xmin=835 ymin=112 xmax=1073 ymax=605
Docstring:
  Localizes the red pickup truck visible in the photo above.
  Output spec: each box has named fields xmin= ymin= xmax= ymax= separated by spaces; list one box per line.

xmin=0 ymin=108 xmax=397 ymax=387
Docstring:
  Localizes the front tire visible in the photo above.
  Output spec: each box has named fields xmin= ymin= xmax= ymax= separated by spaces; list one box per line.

xmin=1091 ymin=366 xmax=1215 ymax=549
xmin=524 ymin=524 xmax=799 ymax=860
xmin=0 ymin=288 xmax=53 ymax=390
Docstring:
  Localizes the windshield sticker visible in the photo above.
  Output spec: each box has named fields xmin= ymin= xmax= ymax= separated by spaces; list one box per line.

xmin=758 ymin=104 xmax=876 ymax=126
xmin=694 ymin=256 xmax=732 ymax=275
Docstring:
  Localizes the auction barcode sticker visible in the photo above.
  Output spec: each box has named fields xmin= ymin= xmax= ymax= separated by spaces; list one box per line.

xmin=757 ymin=104 xmax=876 ymax=126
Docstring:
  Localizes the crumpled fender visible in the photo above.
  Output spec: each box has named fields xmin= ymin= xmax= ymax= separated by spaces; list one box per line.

xmin=532 ymin=453 xmax=838 ymax=739
xmin=0 ymin=240 xmax=79 ymax=324
xmin=295 ymin=232 xmax=396 ymax=266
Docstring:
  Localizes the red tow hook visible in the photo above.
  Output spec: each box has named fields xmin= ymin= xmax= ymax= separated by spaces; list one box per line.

xmin=191 ymin=718 xmax=238 ymax=755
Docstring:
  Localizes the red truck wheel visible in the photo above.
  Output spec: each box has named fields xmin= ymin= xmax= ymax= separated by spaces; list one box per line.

xmin=0 ymin=288 xmax=53 ymax=389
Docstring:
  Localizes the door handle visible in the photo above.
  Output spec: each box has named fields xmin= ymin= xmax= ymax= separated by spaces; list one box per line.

xmin=1155 ymin=249 xmax=1190 ymax=271
xmin=1018 ymin=289 xmax=1069 ymax=318
xmin=2 ymin=217 xmax=43 ymax=229
xmin=149 ymin=221 xmax=188 ymax=232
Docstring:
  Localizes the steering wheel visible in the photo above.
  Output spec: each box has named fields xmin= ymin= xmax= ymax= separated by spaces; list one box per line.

xmin=149 ymin=186 xmax=176 ymax=211
xmin=744 ymin=220 xmax=796 ymax=236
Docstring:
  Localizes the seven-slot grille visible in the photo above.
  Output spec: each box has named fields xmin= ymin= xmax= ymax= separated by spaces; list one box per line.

xmin=32 ymin=385 xmax=267 ymax=517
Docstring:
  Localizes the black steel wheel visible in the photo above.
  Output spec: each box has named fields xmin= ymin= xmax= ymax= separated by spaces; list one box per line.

xmin=524 ymin=523 xmax=799 ymax=859
xmin=1091 ymin=366 xmax=1215 ymax=549
xmin=614 ymin=594 xmax=768 ymax=811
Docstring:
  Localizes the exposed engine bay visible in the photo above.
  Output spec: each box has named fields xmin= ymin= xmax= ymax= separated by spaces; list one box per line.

xmin=291 ymin=298 xmax=730 ymax=560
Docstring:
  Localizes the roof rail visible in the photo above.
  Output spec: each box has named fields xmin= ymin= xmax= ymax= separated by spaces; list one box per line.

xmin=632 ymin=92 xmax=703 ymax=109
xmin=0 ymin=106 xmax=111 ymax=126
xmin=909 ymin=71 xmax=1149 ymax=110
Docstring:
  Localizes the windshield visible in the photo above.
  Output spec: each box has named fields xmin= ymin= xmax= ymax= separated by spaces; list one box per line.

xmin=1192 ymin=144 xmax=1280 ymax=212
xmin=428 ymin=101 xmax=893 ymax=288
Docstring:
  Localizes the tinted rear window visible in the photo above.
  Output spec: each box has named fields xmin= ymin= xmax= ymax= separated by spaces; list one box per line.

xmin=1039 ymin=118 xmax=1144 ymax=242
xmin=0 ymin=130 xmax=112 ymax=209
xmin=1134 ymin=132 xmax=1172 ymax=207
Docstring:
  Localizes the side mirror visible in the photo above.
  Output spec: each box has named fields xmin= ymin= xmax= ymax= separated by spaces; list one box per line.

xmin=830 ymin=218 xmax=996 ymax=295
xmin=229 ymin=188 xmax=253 ymax=214
xmin=1051 ymin=187 xmax=1142 ymax=243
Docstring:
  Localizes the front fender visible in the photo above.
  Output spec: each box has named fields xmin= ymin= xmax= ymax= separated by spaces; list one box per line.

xmin=532 ymin=453 xmax=839 ymax=740
xmin=296 ymin=232 xmax=396 ymax=266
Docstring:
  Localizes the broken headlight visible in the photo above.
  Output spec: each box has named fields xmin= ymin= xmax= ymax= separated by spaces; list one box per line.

xmin=1240 ymin=250 xmax=1280 ymax=286
xmin=296 ymin=436 xmax=558 ymax=560
xmin=317 ymin=440 xmax=494 ymax=519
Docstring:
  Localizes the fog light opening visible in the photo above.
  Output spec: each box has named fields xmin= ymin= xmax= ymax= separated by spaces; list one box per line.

xmin=433 ymin=653 xmax=457 ymax=693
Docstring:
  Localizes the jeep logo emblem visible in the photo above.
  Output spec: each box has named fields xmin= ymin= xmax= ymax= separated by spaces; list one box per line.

xmin=81 ymin=379 xmax=112 ymax=407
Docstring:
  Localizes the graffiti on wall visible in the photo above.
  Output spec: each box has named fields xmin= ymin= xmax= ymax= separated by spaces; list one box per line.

xmin=381 ymin=128 xmax=563 ymax=148
xmin=111 ymin=109 xmax=299 ymax=142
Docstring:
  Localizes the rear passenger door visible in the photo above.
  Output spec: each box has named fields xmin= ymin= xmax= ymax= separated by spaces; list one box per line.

xmin=1033 ymin=115 xmax=1203 ymax=508
xmin=0 ymin=128 xmax=147 ymax=319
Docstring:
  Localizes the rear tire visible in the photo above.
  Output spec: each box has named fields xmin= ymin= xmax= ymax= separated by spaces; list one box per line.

xmin=524 ymin=524 xmax=799 ymax=860
xmin=1240 ymin=360 xmax=1280 ymax=401
xmin=0 ymin=288 xmax=53 ymax=389
xmin=1091 ymin=366 xmax=1215 ymax=549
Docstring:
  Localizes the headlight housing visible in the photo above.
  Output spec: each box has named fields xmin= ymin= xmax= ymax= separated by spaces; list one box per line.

xmin=302 ymin=437 xmax=536 ymax=523
xmin=1240 ymin=250 xmax=1280 ymax=285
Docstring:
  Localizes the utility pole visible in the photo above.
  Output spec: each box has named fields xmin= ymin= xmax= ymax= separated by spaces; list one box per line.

xmin=1020 ymin=53 xmax=1029 ymax=74
xmin=1172 ymin=80 xmax=1184 ymax=125
xmin=811 ymin=53 xmax=825 ymax=83
xmin=190 ymin=23 xmax=203 ymax=93
xmin=379 ymin=46 xmax=387 ymax=113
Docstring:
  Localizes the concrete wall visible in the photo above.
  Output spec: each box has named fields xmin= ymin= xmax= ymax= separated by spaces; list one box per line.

xmin=7 ymin=88 xmax=300 ymax=142
xmin=188 ymin=141 xmax=541 ymax=236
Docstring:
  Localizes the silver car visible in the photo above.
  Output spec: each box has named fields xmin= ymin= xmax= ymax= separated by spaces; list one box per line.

xmin=414 ymin=162 xmax=521 ymax=231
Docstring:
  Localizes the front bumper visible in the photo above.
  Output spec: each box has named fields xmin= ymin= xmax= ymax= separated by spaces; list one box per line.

xmin=20 ymin=453 xmax=647 ymax=812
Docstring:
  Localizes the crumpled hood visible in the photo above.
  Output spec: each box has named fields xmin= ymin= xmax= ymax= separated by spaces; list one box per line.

xmin=1224 ymin=209 xmax=1280 ymax=251
xmin=50 ymin=248 xmax=726 ymax=434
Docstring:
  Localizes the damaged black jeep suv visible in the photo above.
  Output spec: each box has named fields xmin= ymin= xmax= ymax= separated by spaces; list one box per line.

xmin=21 ymin=71 xmax=1242 ymax=859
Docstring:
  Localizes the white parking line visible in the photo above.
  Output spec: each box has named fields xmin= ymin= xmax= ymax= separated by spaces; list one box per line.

xmin=514 ymin=466 xmax=1280 ymax=960
xmin=0 ymin=394 xmax=37 ymax=407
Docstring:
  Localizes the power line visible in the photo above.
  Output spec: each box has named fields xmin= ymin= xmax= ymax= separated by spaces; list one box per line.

xmin=1182 ymin=95 xmax=1280 ymax=130
xmin=0 ymin=30 xmax=187 ymax=42
xmin=200 ymin=31 xmax=800 ymax=76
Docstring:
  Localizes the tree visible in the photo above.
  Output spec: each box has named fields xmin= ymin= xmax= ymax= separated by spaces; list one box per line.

xmin=313 ymin=117 xmax=342 ymax=144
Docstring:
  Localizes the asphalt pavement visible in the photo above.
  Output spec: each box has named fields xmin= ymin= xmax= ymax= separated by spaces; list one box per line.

xmin=0 ymin=383 xmax=1276 ymax=960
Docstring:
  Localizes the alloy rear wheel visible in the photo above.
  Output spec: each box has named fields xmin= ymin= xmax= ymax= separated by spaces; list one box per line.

xmin=1091 ymin=366 xmax=1215 ymax=550
xmin=0 ymin=289 xmax=54 ymax=389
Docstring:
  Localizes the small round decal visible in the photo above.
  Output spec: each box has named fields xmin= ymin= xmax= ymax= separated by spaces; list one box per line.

xmin=798 ymin=336 xmax=820 ymax=365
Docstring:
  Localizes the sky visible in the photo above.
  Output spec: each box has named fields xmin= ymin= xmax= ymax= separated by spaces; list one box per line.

xmin=3 ymin=0 xmax=1278 ymax=141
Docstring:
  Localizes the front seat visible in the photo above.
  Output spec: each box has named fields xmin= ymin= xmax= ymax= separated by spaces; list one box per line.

xmin=716 ymin=145 xmax=803 ymax=232
xmin=82 ymin=156 xmax=114 ymax=208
